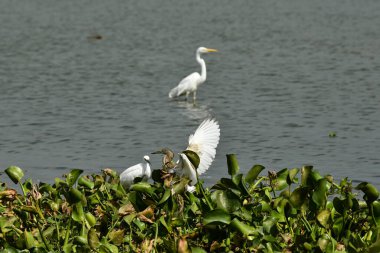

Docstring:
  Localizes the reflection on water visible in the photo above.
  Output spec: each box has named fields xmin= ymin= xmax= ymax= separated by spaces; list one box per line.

xmin=174 ymin=101 xmax=214 ymax=121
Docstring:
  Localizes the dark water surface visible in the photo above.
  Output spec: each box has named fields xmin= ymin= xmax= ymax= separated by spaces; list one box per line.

xmin=1 ymin=0 xmax=380 ymax=187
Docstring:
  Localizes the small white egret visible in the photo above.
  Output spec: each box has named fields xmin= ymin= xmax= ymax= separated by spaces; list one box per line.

xmin=120 ymin=155 xmax=151 ymax=189
xmin=168 ymin=47 xmax=218 ymax=102
xmin=176 ymin=118 xmax=220 ymax=191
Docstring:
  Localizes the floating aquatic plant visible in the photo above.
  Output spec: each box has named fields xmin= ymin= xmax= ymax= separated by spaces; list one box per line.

xmin=1 ymin=155 xmax=380 ymax=252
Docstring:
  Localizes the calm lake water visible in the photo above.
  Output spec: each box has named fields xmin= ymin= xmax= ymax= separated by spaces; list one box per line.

xmin=1 ymin=0 xmax=380 ymax=188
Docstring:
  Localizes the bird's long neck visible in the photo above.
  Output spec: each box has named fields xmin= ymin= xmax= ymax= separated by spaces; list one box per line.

xmin=196 ymin=52 xmax=207 ymax=84
xmin=145 ymin=163 xmax=151 ymax=177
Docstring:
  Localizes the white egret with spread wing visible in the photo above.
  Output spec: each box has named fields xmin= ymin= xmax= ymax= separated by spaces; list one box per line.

xmin=168 ymin=47 xmax=218 ymax=102
xmin=120 ymin=155 xmax=151 ymax=189
xmin=176 ymin=118 xmax=220 ymax=191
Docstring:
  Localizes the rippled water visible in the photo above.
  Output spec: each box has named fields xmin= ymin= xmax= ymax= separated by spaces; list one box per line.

xmin=1 ymin=0 xmax=380 ymax=187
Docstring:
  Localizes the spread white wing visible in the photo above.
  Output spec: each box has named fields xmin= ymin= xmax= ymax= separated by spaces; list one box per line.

xmin=186 ymin=118 xmax=220 ymax=175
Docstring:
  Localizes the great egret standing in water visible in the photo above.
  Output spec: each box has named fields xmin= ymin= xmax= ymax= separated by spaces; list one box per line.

xmin=120 ymin=155 xmax=151 ymax=189
xmin=168 ymin=47 xmax=218 ymax=102
xmin=176 ymin=118 xmax=220 ymax=192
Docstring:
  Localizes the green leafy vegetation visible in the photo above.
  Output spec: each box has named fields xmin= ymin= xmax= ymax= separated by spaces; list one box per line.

xmin=1 ymin=156 xmax=380 ymax=252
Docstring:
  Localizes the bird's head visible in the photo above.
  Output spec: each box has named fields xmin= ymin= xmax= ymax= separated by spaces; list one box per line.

xmin=198 ymin=47 xmax=218 ymax=54
xmin=151 ymin=148 xmax=174 ymax=158
xmin=143 ymin=155 xmax=151 ymax=164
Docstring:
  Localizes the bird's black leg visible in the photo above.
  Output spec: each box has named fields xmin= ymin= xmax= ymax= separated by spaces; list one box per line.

xmin=192 ymin=91 xmax=197 ymax=106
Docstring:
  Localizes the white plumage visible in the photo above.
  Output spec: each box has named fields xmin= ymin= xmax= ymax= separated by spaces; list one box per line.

xmin=120 ymin=155 xmax=151 ymax=189
xmin=177 ymin=118 xmax=220 ymax=186
xmin=168 ymin=47 xmax=218 ymax=102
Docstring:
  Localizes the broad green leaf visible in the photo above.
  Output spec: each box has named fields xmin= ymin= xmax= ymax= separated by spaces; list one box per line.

xmin=203 ymin=209 xmax=231 ymax=225
xmin=276 ymin=198 xmax=292 ymax=218
xmin=109 ymin=229 xmax=124 ymax=246
xmin=158 ymin=189 xmax=171 ymax=204
xmin=333 ymin=197 xmax=345 ymax=214
xmin=74 ymin=235 xmax=88 ymax=245
xmin=271 ymin=168 xmax=289 ymax=191
xmin=66 ymin=188 xmax=84 ymax=204
xmin=0 ymin=247 xmax=19 ymax=253
xmin=260 ymin=200 xmax=272 ymax=212
xmin=159 ymin=216 xmax=172 ymax=233
xmin=226 ymin=154 xmax=240 ymax=176
xmin=172 ymin=178 xmax=190 ymax=195
xmin=78 ymin=176 xmax=94 ymax=189
xmin=280 ymin=189 xmax=290 ymax=198
xmin=130 ymin=182 xmax=155 ymax=196
xmin=88 ymin=228 xmax=100 ymax=250
xmin=310 ymin=170 xmax=323 ymax=185
xmin=5 ymin=166 xmax=24 ymax=184
xmin=20 ymin=205 xmax=39 ymax=215
xmin=22 ymin=179 xmax=33 ymax=192
xmin=72 ymin=202 xmax=85 ymax=222
xmin=239 ymin=176 xmax=251 ymax=197
xmin=317 ymin=234 xmax=330 ymax=252
xmin=63 ymin=243 xmax=73 ymax=253
xmin=218 ymin=178 xmax=239 ymax=190
xmin=182 ymin=150 xmax=200 ymax=169
xmin=233 ymin=207 xmax=253 ymax=223
xmin=211 ymin=189 xmax=241 ymax=213
xmin=133 ymin=218 xmax=146 ymax=231
xmin=39 ymin=183 xmax=56 ymax=195
xmin=230 ymin=218 xmax=257 ymax=236
xmin=99 ymin=242 xmax=119 ymax=253
xmin=303 ymin=242 xmax=313 ymax=251
xmin=369 ymin=230 xmax=380 ymax=253
xmin=372 ymin=201 xmax=380 ymax=225
xmin=287 ymin=168 xmax=299 ymax=185
xmin=85 ymin=212 xmax=96 ymax=227
xmin=33 ymin=246 xmax=49 ymax=253
xmin=317 ymin=209 xmax=331 ymax=228
xmin=325 ymin=236 xmax=338 ymax=253
xmin=245 ymin=164 xmax=265 ymax=184
xmin=94 ymin=174 xmax=104 ymax=188
xmin=66 ymin=169 xmax=83 ymax=187
xmin=123 ymin=213 xmax=137 ymax=225
xmin=232 ymin=173 xmax=243 ymax=187
xmin=301 ymin=165 xmax=313 ymax=187
xmin=357 ymin=182 xmax=379 ymax=203
xmin=312 ymin=178 xmax=330 ymax=208
xmin=270 ymin=210 xmax=285 ymax=222
xmin=332 ymin=217 xmax=343 ymax=239
xmin=191 ymin=247 xmax=207 ymax=253
xmin=24 ymin=230 xmax=36 ymax=249
xmin=54 ymin=177 xmax=68 ymax=188
xmin=263 ymin=216 xmax=278 ymax=235
xmin=289 ymin=187 xmax=308 ymax=209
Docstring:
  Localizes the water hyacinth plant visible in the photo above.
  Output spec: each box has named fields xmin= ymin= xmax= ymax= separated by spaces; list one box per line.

xmin=1 ymin=155 xmax=380 ymax=252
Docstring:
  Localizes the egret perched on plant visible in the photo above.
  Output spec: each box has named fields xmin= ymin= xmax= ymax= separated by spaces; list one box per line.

xmin=168 ymin=47 xmax=218 ymax=102
xmin=120 ymin=155 xmax=151 ymax=189
xmin=176 ymin=118 xmax=220 ymax=192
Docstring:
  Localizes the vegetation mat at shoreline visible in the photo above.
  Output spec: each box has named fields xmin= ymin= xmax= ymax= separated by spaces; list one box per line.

xmin=1 ymin=154 xmax=380 ymax=252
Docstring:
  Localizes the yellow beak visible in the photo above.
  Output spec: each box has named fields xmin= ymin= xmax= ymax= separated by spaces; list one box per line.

xmin=206 ymin=48 xmax=218 ymax=52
